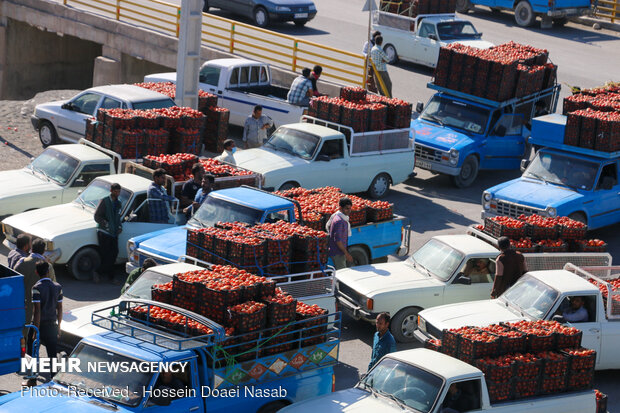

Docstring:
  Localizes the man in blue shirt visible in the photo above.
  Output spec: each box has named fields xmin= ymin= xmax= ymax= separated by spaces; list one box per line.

xmin=563 ymin=296 xmax=589 ymax=322
xmin=148 ymin=168 xmax=177 ymax=223
xmin=183 ymin=174 xmax=214 ymax=217
xmin=368 ymin=312 xmax=397 ymax=371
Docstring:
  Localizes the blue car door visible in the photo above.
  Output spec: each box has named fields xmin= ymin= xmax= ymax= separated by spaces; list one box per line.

xmin=588 ymin=161 xmax=620 ymax=229
xmin=482 ymin=113 xmax=527 ymax=170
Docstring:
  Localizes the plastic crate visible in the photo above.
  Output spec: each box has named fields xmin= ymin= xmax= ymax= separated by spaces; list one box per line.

xmin=557 ymin=224 xmax=587 ymax=240
xmin=562 ymin=348 xmax=596 ymax=371
xmin=297 ymin=308 xmax=329 ymax=347
xmin=596 ymin=391 xmax=608 ymax=413
xmin=424 ymin=339 xmax=442 ymax=352
xmin=264 ymin=298 xmax=297 ymax=327
xmin=574 ymin=240 xmax=607 ymax=252
xmin=514 ymin=355 xmax=543 ymax=379
xmin=229 ymin=303 xmax=266 ymax=334
xmin=151 ymin=286 xmax=171 ymax=304
xmin=541 ymin=352 xmax=570 ymax=376
xmin=537 ymin=241 xmax=568 ymax=253
xmin=555 ymin=329 xmax=582 ymax=349
xmin=484 ymin=217 xmax=526 ymax=239
xmin=526 ymin=224 xmax=559 ymax=240
xmin=476 ymin=359 xmax=514 ymax=383
xmin=527 ymin=332 xmax=556 ymax=352
xmin=459 ymin=334 xmax=500 ymax=360
xmin=486 ymin=379 xmax=513 ymax=403
xmin=366 ymin=204 xmax=394 ymax=222
xmin=513 ymin=376 xmax=540 ymax=399
xmin=540 ymin=375 xmax=567 ymax=395
xmin=567 ymin=370 xmax=594 ymax=391
xmin=348 ymin=207 xmax=367 ymax=227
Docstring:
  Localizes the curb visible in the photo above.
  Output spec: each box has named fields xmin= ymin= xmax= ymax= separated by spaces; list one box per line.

xmin=569 ymin=15 xmax=620 ymax=32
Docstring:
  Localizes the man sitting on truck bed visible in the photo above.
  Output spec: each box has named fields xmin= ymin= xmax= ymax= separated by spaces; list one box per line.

xmin=287 ymin=68 xmax=313 ymax=106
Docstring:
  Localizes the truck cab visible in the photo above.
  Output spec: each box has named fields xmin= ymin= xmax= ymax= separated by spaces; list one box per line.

xmin=482 ymin=114 xmax=620 ymax=229
xmin=413 ymin=83 xmax=560 ymax=187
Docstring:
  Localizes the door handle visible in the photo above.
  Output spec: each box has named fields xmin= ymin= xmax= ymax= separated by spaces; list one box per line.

xmin=190 ymin=407 xmax=200 ymax=412
xmin=589 ymin=328 xmax=600 ymax=333
xmin=218 ymin=90 xmax=223 ymax=94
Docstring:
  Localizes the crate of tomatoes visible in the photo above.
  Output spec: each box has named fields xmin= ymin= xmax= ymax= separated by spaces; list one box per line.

xmin=562 ymin=348 xmax=596 ymax=372
xmin=229 ymin=301 xmax=266 ymax=333
xmin=263 ymin=289 xmax=297 ymax=327
xmin=510 ymin=238 xmax=538 ymax=253
xmin=556 ymin=216 xmax=587 ymax=240
xmin=260 ymin=325 xmax=297 ymax=357
xmin=540 ymin=374 xmax=567 ymax=395
xmin=539 ymin=351 xmax=570 ymax=377
xmin=442 ymin=326 xmax=470 ymax=357
xmin=366 ymin=201 xmax=393 ymax=222
xmin=151 ymin=282 xmax=173 ymax=304
xmin=518 ymin=214 xmax=559 ymax=240
xmin=595 ymin=390 xmax=608 ymax=413
xmin=547 ymin=324 xmax=582 ymax=349
xmin=296 ymin=302 xmax=329 ymax=346
xmin=574 ymin=239 xmax=607 ymax=252
xmin=510 ymin=352 xmax=542 ymax=379
xmin=424 ymin=339 xmax=442 ymax=352
xmin=484 ymin=216 xmax=526 ymax=239
xmin=481 ymin=324 xmax=526 ymax=354
xmin=513 ymin=376 xmax=540 ymax=398
xmin=537 ymin=239 xmax=568 ymax=253
xmin=486 ymin=379 xmax=513 ymax=403
xmin=476 ymin=356 xmax=514 ymax=383
xmin=503 ymin=321 xmax=556 ymax=352
xmin=458 ymin=329 xmax=500 ymax=362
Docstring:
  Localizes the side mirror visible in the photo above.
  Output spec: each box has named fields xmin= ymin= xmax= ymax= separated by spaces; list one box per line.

xmin=428 ymin=34 xmax=438 ymax=41
xmin=125 ymin=213 xmax=137 ymax=222
xmin=520 ymin=159 xmax=530 ymax=172
xmin=416 ymin=102 xmax=424 ymax=113
xmin=73 ymin=178 xmax=86 ymax=187
xmin=454 ymin=273 xmax=472 ymax=285
xmin=316 ymin=154 xmax=331 ymax=162
xmin=61 ymin=103 xmax=73 ymax=110
xmin=552 ymin=314 xmax=566 ymax=323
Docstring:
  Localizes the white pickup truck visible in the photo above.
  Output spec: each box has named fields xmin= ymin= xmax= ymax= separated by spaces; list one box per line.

xmin=416 ymin=264 xmax=620 ymax=370
xmin=1 ymin=173 xmax=182 ymax=280
xmin=234 ymin=116 xmax=415 ymax=198
xmin=145 ymin=58 xmax=307 ymax=128
xmin=372 ymin=11 xmax=493 ymax=67
xmin=336 ymin=228 xmax=611 ymax=342
xmin=282 ymin=348 xmax=599 ymax=413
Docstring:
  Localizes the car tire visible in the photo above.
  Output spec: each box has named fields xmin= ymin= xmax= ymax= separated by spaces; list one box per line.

xmin=347 ymin=246 xmax=370 ymax=268
xmin=39 ymin=121 xmax=58 ymax=147
xmin=279 ymin=181 xmax=299 ymax=191
xmin=294 ymin=20 xmax=308 ymax=27
xmin=384 ymin=44 xmax=399 ymax=65
xmin=202 ymin=0 xmax=209 ymax=12
xmin=391 ymin=307 xmax=421 ymax=343
xmin=568 ymin=212 xmax=587 ymax=225
xmin=368 ymin=173 xmax=391 ymax=199
xmin=456 ymin=0 xmax=473 ymax=13
xmin=451 ymin=155 xmax=479 ymax=188
xmin=514 ymin=1 xmax=535 ymax=27
xmin=253 ymin=6 xmax=270 ymax=28
xmin=68 ymin=247 xmax=101 ymax=281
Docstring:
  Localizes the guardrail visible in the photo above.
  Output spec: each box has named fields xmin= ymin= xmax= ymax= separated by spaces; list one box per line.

xmin=62 ymin=0 xmax=365 ymax=87
xmin=594 ymin=0 xmax=619 ymax=23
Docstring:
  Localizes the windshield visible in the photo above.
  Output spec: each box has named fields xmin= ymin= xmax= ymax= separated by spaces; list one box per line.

xmin=437 ymin=21 xmax=478 ymax=40
xmin=359 ymin=357 xmax=443 ymax=413
xmin=132 ymin=99 xmax=176 ymax=110
xmin=421 ymin=95 xmax=490 ymax=134
xmin=54 ymin=343 xmax=152 ymax=407
xmin=74 ymin=179 xmax=131 ymax=210
xmin=28 ymin=148 xmax=79 ymax=185
xmin=123 ymin=270 xmax=172 ymax=298
xmin=189 ymin=196 xmax=263 ymax=227
xmin=502 ymin=275 xmax=560 ymax=319
xmin=524 ymin=151 xmax=599 ymax=191
xmin=408 ymin=239 xmax=464 ymax=281
xmin=199 ymin=65 xmax=221 ymax=86
xmin=266 ymin=127 xmax=321 ymax=160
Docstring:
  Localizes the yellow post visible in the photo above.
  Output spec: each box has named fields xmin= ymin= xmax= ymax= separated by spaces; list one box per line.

xmin=176 ymin=8 xmax=181 ymax=37
xmin=63 ymin=0 xmax=67 ymax=5
xmin=292 ymin=41 xmax=298 ymax=72
xmin=363 ymin=54 xmax=369 ymax=90
xmin=230 ymin=24 xmax=235 ymax=54
xmin=370 ymin=60 xmax=390 ymax=98
xmin=116 ymin=0 xmax=121 ymax=20
xmin=613 ymin=0 xmax=617 ymax=23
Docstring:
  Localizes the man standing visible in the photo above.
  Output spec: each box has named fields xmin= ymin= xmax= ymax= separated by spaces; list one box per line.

xmin=243 ymin=105 xmax=273 ymax=149
xmin=309 ymin=65 xmax=323 ymax=97
xmin=215 ymin=139 xmax=237 ymax=165
xmin=32 ymin=260 xmax=63 ymax=359
xmin=121 ymin=258 xmax=158 ymax=295
xmin=183 ymin=174 xmax=215 ymax=216
xmin=287 ymin=68 xmax=313 ymax=106
xmin=148 ymin=169 xmax=177 ymax=224
xmin=94 ymin=183 xmax=123 ymax=283
xmin=491 ymin=236 xmax=527 ymax=298
xmin=326 ymin=197 xmax=354 ymax=270
xmin=368 ymin=312 xmax=397 ymax=371
xmin=370 ymin=36 xmax=392 ymax=97
xmin=8 ymin=234 xmax=31 ymax=269
xmin=181 ymin=163 xmax=204 ymax=210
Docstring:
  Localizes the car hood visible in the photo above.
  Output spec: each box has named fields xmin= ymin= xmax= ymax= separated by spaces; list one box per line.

xmin=0 ymin=169 xmax=60 ymax=198
xmin=234 ymin=147 xmax=307 ymax=174
xmin=489 ymin=178 xmax=582 ymax=208
xmin=280 ymin=388 xmax=403 ymax=412
xmin=446 ymin=40 xmax=494 ymax=49
xmin=0 ymin=386 xmax=116 ymax=412
xmin=336 ymin=262 xmax=441 ymax=296
xmin=137 ymin=226 xmax=188 ymax=261
xmin=62 ymin=298 xmax=120 ymax=342
xmin=35 ymin=100 xmax=68 ymax=113
xmin=411 ymin=120 xmax=474 ymax=152
xmin=420 ymin=299 xmax=525 ymax=331
xmin=3 ymin=203 xmax=94 ymax=240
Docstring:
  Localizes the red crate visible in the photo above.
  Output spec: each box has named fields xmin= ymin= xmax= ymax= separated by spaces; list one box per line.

xmin=486 ymin=379 xmax=513 ymax=402
xmin=567 ymin=370 xmax=594 ymax=390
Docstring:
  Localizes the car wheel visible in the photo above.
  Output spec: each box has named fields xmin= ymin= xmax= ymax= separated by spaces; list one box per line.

xmin=383 ymin=44 xmax=398 ymax=65
xmin=368 ymin=173 xmax=390 ymax=199
xmin=294 ymin=20 xmax=308 ymax=27
xmin=568 ymin=212 xmax=587 ymax=226
xmin=391 ymin=307 xmax=421 ymax=343
xmin=39 ymin=121 xmax=58 ymax=147
xmin=456 ymin=0 xmax=473 ymax=13
xmin=279 ymin=181 xmax=299 ymax=191
xmin=514 ymin=1 xmax=535 ymax=27
xmin=347 ymin=246 xmax=369 ymax=268
xmin=68 ymin=247 xmax=101 ymax=281
xmin=451 ymin=155 xmax=479 ymax=188
xmin=253 ymin=6 xmax=269 ymax=28
xmin=202 ymin=0 xmax=209 ymax=12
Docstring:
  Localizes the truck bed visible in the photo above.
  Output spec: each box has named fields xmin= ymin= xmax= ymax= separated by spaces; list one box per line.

xmin=232 ymin=84 xmax=290 ymax=101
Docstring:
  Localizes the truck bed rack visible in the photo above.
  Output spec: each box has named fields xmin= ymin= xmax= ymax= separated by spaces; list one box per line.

xmin=530 ymin=137 xmax=620 ymax=159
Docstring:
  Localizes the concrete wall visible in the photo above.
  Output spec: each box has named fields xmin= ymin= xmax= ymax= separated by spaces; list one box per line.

xmin=0 ymin=19 xmax=100 ymax=99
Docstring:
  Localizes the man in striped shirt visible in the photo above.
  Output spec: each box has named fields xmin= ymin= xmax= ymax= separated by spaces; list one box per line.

xmin=370 ymin=36 xmax=392 ymax=97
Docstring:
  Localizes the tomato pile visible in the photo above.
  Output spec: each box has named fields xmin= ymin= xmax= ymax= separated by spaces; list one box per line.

xmin=595 ymin=389 xmax=608 ymax=412
xmin=144 ymin=153 xmax=198 ymax=180
xmin=484 ymin=216 xmax=527 ymax=239
xmin=510 ymin=237 xmax=535 ymax=252
xmin=537 ymin=238 xmax=568 ymax=252
xmin=264 ymin=288 xmax=297 ymax=327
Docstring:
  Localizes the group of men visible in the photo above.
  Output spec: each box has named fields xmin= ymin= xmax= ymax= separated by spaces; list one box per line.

xmin=287 ymin=65 xmax=323 ymax=106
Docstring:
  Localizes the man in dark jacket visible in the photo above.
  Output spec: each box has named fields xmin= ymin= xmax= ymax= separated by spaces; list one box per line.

xmin=32 ymin=260 xmax=63 ymax=359
xmin=94 ymin=183 xmax=123 ymax=283
xmin=491 ymin=236 xmax=527 ymax=298
xmin=8 ymin=234 xmax=30 ymax=269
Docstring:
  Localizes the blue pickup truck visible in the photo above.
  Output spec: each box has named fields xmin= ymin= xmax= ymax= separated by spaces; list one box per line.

xmin=126 ymin=186 xmax=410 ymax=274
xmin=456 ymin=0 xmax=591 ymax=28
xmin=482 ymin=114 xmax=620 ymax=229
xmin=0 ymin=264 xmax=25 ymax=376
xmin=0 ymin=299 xmax=341 ymax=413
xmin=413 ymin=82 xmax=560 ymax=187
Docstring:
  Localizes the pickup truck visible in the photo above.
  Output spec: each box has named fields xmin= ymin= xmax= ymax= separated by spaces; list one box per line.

xmin=145 ymin=58 xmax=307 ymax=129
xmin=0 ymin=298 xmax=341 ymax=413
xmin=482 ymin=114 xmax=620 ymax=229
xmin=457 ymin=0 xmax=591 ymax=28
xmin=126 ymin=186 xmax=409 ymax=280
xmin=31 ymin=85 xmax=176 ymax=146
xmin=235 ymin=116 xmax=415 ymax=197
xmin=416 ymin=264 xmax=620 ymax=370
xmin=413 ymin=82 xmax=560 ymax=187
xmin=371 ymin=11 xmax=493 ymax=67
xmin=1 ymin=173 xmax=183 ymax=280
xmin=335 ymin=226 xmax=610 ymax=342
xmin=281 ymin=348 xmax=599 ymax=412
xmin=0 ymin=264 xmax=25 ymax=376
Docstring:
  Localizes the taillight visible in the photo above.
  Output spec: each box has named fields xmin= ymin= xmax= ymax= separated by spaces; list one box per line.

xmin=332 ymin=374 xmax=336 ymax=392
xmin=20 ymin=337 xmax=26 ymax=357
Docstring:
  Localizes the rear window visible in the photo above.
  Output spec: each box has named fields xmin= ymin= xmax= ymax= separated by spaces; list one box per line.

xmin=131 ymin=99 xmax=176 ymax=110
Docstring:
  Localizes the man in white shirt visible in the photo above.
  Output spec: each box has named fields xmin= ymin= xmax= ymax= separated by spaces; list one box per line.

xmin=215 ymin=139 xmax=237 ymax=165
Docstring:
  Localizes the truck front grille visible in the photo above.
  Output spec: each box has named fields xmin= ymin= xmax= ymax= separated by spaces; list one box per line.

xmin=494 ymin=201 xmax=544 ymax=218
xmin=336 ymin=281 xmax=363 ymax=306
xmin=415 ymin=144 xmax=442 ymax=162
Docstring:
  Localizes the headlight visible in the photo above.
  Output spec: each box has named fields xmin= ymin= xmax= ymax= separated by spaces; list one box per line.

xmin=449 ymin=149 xmax=459 ymax=165
xmin=483 ymin=191 xmax=492 ymax=202
xmin=128 ymin=241 xmax=136 ymax=253
xmin=546 ymin=207 xmax=557 ymax=217
xmin=45 ymin=240 xmax=54 ymax=251
xmin=275 ymin=6 xmax=291 ymax=11
xmin=309 ymin=4 xmax=316 ymax=10
xmin=2 ymin=223 xmax=12 ymax=236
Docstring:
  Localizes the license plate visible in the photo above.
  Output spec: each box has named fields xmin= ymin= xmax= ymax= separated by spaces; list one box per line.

xmin=415 ymin=159 xmax=433 ymax=170
xmin=294 ymin=13 xmax=308 ymax=18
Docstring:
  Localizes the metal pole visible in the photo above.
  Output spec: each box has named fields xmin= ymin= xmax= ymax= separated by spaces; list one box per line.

xmin=176 ymin=0 xmax=202 ymax=109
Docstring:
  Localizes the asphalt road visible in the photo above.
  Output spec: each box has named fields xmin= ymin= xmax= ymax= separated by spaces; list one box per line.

xmin=3 ymin=0 xmax=620 ymax=409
